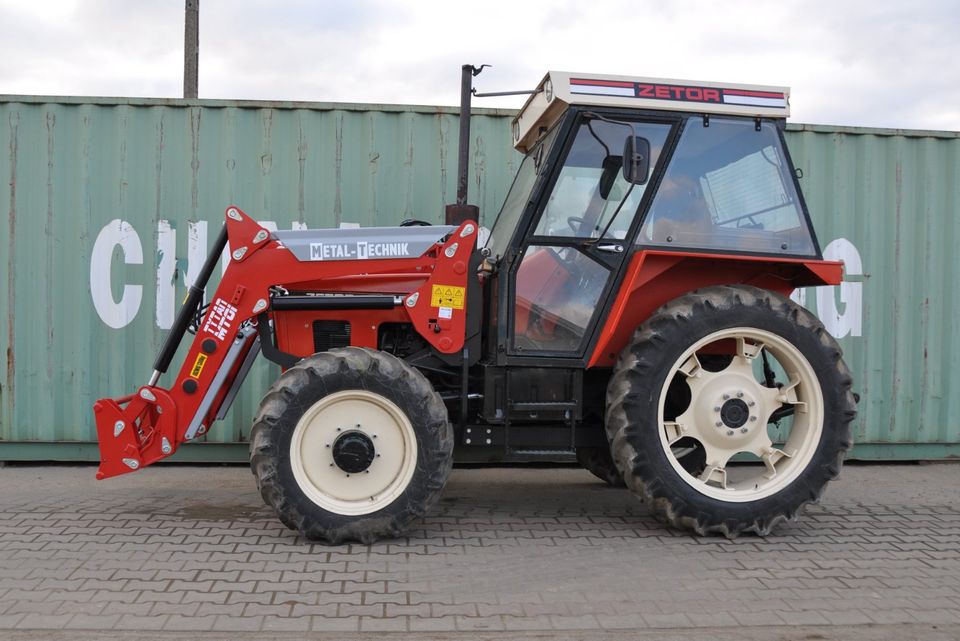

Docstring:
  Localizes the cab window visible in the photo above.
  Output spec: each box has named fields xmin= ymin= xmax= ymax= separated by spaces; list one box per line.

xmin=638 ymin=118 xmax=815 ymax=255
xmin=485 ymin=125 xmax=560 ymax=259
xmin=533 ymin=119 xmax=671 ymax=240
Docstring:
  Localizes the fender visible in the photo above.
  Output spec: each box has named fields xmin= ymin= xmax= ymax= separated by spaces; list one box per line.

xmin=587 ymin=250 xmax=844 ymax=368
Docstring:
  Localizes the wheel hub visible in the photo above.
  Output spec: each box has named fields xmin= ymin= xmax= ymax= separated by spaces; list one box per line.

xmin=331 ymin=431 xmax=376 ymax=473
xmin=720 ymin=398 xmax=750 ymax=428
xmin=658 ymin=328 xmax=826 ymax=502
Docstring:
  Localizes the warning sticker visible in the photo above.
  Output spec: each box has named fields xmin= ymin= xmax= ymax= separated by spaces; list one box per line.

xmin=438 ymin=306 xmax=453 ymax=320
xmin=190 ymin=353 xmax=208 ymax=379
xmin=430 ymin=285 xmax=465 ymax=310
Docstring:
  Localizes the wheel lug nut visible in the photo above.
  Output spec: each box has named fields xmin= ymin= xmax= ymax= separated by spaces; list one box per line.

xmin=741 ymin=428 xmax=748 ymax=434
xmin=748 ymin=401 xmax=755 ymax=407
xmin=715 ymin=421 xmax=723 ymax=427
xmin=750 ymin=416 xmax=757 ymax=422
xmin=726 ymin=430 xmax=734 ymax=436
xmin=736 ymin=391 xmax=743 ymax=398
xmin=714 ymin=406 xmax=721 ymax=412
xmin=723 ymin=394 xmax=730 ymax=400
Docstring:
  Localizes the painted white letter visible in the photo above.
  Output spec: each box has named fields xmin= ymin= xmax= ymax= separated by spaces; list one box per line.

xmin=186 ymin=220 xmax=208 ymax=289
xmin=816 ymin=238 xmax=863 ymax=338
xmin=90 ymin=220 xmax=143 ymax=329
xmin=155 ymin=220 xmax=176 ymax=330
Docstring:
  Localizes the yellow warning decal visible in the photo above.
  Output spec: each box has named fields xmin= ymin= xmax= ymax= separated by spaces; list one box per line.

xmin=430 ymin=284 xmax=465 ymax=310
xmin=190 ymin=353 xmax=208 ymax=379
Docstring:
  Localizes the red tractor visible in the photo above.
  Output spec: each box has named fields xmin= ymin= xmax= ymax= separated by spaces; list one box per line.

xmin=93 ymin=69 xmax=856 ymax=543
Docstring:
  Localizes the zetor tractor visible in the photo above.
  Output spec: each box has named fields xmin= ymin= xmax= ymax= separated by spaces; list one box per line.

xmin=93 ymin=70 xmax=856 ymax=543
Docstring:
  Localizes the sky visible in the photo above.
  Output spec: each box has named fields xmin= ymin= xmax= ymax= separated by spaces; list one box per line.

xmin=0 ymin=0 xmax=958 ymax=130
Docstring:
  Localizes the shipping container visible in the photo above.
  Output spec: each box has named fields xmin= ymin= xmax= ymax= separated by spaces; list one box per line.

xmin=0 ymin=96 xmax=957 ymax=461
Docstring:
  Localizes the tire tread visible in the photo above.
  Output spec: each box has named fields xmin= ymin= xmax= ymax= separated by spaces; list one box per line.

xmin=606 ymin=285 xmax=856 ymax=538
xmin=249 ymin=347 xmax=452 ymax=544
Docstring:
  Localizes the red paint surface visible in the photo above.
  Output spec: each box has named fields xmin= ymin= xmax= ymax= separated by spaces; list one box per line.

xmin=587 ymin=250 xmax=844 ymax=367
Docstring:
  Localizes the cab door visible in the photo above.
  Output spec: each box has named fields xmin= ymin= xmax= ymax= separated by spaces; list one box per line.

xmin=507 ymin=115 xmax=675 ymax=360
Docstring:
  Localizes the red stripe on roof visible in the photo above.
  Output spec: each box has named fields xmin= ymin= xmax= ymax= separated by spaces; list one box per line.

xmin=570 ymin=78 xmax=635 ymax=88
xmin=723 ymin=89 xmax=784 ymax=99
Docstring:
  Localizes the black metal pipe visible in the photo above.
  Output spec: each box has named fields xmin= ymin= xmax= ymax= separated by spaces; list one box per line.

xmin=257 ymin=313 xmax=300 ymax=369
xmin=472 ymin=89 xmax=537 ymax=98
xmin=152 ymin=225 xmax=229 ymax=374
xmin=270 ymin=295 xmax=397 ymax=311
xmin=456 ymin=64 xmax=474 ymax=206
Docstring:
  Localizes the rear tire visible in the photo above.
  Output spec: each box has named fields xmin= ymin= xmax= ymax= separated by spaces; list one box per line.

xmin=606 ymin=285 xmax=856 ymax=537
xmin=250 ymin=347 xmax=452 ymax=544
xmin=576 ymin=446 xmax=626 ymax=487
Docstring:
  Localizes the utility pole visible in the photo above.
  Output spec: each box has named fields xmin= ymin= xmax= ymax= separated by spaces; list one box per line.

xmin=183 ymin=0 xmax=199 ymax=99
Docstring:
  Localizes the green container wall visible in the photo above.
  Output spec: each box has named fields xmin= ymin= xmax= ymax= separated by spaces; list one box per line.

xmin=0 ymin=97 xmax=958 ymax=461
xmin=787 ymin=124 xmax=960 ymax=455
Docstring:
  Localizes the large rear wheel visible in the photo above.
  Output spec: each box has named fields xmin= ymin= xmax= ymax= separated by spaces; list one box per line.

xmin=606 ymin=285 xmax=856 ymax=537
xmin=250 ymin=347 xmax=452 ymax=544
xmin=576 ymin=446 xmax=626 ymax=487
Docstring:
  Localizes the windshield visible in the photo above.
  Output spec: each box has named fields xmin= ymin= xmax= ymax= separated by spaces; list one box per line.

xmin=484 ymin=126 xmax=560 ymax=259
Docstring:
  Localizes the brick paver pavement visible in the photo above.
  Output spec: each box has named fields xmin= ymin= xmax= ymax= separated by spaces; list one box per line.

xmin=0 ymin=463 xmax=958 ymax=639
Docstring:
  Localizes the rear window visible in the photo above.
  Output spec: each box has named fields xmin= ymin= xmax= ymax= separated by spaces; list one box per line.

xmin=638 ymin=118 xmax=815 ymax=256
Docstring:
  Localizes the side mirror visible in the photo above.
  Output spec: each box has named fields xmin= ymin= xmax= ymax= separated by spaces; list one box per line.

xmin=622 ymin=136 xmax=650 ymax=185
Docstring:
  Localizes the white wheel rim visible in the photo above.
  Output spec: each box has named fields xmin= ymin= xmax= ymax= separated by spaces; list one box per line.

xmin=290 ymin=390 xmax=418 ymax=516
xmin=656 ymin=327 xmax=824 ymax=502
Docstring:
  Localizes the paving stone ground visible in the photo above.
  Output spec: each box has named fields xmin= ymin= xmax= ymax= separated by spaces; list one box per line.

xmin=0 ymin=462 xmax=958 ymax=640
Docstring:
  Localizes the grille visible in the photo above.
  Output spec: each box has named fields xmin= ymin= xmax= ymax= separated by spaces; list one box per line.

xmin=312 ymin=320 xmax=351 ymax=352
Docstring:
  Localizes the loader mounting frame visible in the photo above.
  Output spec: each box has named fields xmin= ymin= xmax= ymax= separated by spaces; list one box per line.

xmin=93 ymin=206 xmax=478 ymax=479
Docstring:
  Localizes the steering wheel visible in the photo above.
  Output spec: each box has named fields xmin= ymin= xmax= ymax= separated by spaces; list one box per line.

xmin=400 ymin=218 xmax=432 ymax=227
xmin=543 ymin=245 xmax=585 ymax=283
xmin=567 ymin=216 xmax=587 ymax=234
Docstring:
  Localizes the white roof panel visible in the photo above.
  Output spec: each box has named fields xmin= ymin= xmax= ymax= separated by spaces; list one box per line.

xmin=512 ymin=71 xmax=791 ymax=151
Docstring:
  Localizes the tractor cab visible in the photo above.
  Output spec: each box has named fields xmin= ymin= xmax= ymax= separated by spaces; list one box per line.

xmin=482 ymin=72 xmax=820 ymax=362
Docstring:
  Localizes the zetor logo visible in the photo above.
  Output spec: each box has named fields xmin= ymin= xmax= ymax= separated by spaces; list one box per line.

xmin=638 ymin=83 xmax=722 ymax=103
xmin=202 ymin=298 xmax=237 ymax=341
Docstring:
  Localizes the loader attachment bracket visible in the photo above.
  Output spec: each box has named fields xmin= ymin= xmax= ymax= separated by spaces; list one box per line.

xmin=93 ymin=386 xmax=178 ymax=479
xmin=225 ymin=206 xmax=272 ymax=263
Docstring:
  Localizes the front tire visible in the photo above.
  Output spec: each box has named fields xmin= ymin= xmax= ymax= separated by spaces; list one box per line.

xmin=250 ymin=347 xmax=452 ymax=544
xmin=606 ymin=285 xmax=856 ymax=537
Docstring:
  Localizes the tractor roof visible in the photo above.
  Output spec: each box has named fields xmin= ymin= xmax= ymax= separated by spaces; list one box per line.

xmin=512 ymin=71 xmax=791 ymax=152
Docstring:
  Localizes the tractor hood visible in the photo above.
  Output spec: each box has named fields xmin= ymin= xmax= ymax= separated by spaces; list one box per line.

xmin=274 ymin=225 xmax=458 ymax=262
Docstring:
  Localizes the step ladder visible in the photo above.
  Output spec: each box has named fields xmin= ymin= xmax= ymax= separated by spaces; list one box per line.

xmin=503 ymin=369 xmax=581 ymax=458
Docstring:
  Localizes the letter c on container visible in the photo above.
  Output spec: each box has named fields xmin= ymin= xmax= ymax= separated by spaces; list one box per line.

xmin=90 ymin=219 xmax=143 ymax=329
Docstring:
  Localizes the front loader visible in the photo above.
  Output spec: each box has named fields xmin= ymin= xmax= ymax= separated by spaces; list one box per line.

xmin=93 ymin=68 xmax=856 ymax=543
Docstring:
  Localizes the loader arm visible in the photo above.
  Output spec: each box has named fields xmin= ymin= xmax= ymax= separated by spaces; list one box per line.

xmin=93 ymin=206 xmax=478 ymax=479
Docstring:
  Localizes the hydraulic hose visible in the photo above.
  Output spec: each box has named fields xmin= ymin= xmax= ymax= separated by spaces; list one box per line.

xmin=151 ymin=225 xmax=229 ymax=377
